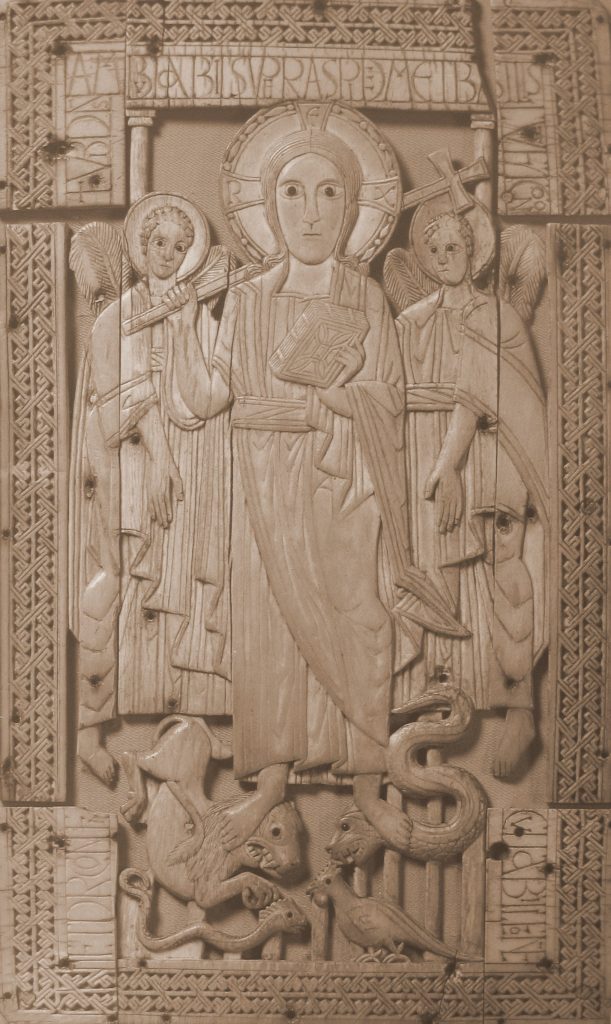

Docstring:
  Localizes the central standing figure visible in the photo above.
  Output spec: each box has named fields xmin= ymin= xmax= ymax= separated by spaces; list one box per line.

xmin=167 ymin=105 xmax=462 ymax=850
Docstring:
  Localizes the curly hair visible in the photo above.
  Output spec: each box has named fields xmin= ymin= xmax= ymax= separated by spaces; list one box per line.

xmin=423 ymin=212 xmax=474 ymax=256
xmin=140 ymin=205 xmax=195 ymax=256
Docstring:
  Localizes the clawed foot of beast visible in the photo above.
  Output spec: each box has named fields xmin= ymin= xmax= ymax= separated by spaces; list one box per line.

xmin=120 ymin=751 xmax=148 ymax=823
xmin=78 ymin=725 xmax=117 ymax=787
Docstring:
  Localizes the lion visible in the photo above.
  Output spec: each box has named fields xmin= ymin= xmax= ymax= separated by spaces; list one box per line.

xmin=121 ymin=714 xmax=304 ymax=911
xmin=326 ymin=805 xmax=387 ymax=867
xmin=149 ymin=789 xmax=303 ymax=910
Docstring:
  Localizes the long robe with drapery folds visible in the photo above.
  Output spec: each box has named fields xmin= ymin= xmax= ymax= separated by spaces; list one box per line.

xmin=395 ymin=288 xmax=548 ymax=710
xmin=205 ymin=262 xmax=415 ymax=778
xmin=69 ymin=282 xmax=230 ymax=726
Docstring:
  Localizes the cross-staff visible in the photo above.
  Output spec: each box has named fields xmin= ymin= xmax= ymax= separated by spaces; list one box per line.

xmin=401 ymin=149 xmax=489 ymax=212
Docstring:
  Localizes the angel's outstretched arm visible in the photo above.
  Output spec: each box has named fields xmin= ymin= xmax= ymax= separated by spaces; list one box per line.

xmin=424 ymin=404 xmax=477 ymax=534
xmin=162 ymin=281 xmax=232 ymax=419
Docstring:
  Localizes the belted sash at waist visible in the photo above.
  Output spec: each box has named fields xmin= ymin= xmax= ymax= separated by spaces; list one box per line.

xmin=404 ymin=383 xmax=455 ymax=412
xmin=232 ymin=386 xmax=456 ymax=429
xmin=231 ymin=396 xmax=311 ymax=432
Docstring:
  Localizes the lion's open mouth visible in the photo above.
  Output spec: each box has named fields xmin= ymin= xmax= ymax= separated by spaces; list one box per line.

xmin=329 ymin=841 xmax=363 ymax=864
xmin=245 ymin=841 xmax=282 ymax=876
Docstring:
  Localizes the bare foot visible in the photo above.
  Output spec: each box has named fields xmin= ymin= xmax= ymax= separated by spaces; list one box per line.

xmin=120 ymin=751 xmax=148 ymax=823
xmin=356 ymin=795 xmax=413 ymax=850
xmin=220 ymin=763 xmax=290 ymax=850
xmin=220 ymin=794 xmax=269 ymax=851
xmin=78 ymin=725 xmax=117 ymax=787
xmin=492 ymin=708 xmax=536 ymax=778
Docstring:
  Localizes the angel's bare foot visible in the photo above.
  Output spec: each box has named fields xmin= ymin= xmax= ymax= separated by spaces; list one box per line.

xmin=220 ymin=763 xmax=290 ymax=851
xmin=120 ymin=751 xmax=148 ymax=823
xmin=492 ymin=708 xmax=536 ymax=779
xmin=353 ymin=773 xmax=413 ymax=850
xmin=78 ymin=725 xmax=116 ymax=787
xmin=220 ymin=794 xmax=268 ymax=849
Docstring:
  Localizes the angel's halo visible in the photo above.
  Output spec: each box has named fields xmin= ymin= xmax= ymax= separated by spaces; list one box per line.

xmin=123 ymin=192 xmax=211 ymax=280
xmin=410 ymin=195 xmax=495 ymax=283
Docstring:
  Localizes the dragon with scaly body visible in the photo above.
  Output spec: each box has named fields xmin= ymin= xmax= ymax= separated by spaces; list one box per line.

xmin=119 ymin=869 xmax=307 ymax=954
xmin=328 ymin=686 xmax=488 ymax=867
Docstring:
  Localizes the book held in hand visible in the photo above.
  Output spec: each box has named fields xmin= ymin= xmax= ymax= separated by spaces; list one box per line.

xmin=269 ymin=300 xmax=370 ymax=388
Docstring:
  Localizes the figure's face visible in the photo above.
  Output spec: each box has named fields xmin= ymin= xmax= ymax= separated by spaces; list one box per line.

xmin=146 ymin=218 xmax=191 ymax=279
xmin=275 ymin=153 xmax=346 ymax=264
xmin=426 ymin=221 xmax=470 ymax=285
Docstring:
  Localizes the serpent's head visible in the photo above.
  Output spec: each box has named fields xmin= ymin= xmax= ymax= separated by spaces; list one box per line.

xmin=259 ymin=896 xmax=308 ymax=935
xmin=326 ymin=806 xmax=385 ymax=866
xmin=243 ymin=801 xmax=303 ymax=879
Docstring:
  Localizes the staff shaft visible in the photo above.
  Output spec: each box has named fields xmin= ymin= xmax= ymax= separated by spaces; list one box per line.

xmin=122 ymin=264 xmax=254 ymax=335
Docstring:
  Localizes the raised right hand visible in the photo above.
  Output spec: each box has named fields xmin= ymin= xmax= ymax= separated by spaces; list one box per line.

xmin=161 ymin=281 xmax=198 ymax=327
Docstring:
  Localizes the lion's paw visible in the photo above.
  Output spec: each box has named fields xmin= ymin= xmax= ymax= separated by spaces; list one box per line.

xmin=242 ymin=879 xmax=280 ymax=910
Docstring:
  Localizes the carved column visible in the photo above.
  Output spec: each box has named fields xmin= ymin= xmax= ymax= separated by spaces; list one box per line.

xmin=471 ymin=113 xmax=496 ymax=210
xmin=129 ymin=113 xmax=154 ymax=202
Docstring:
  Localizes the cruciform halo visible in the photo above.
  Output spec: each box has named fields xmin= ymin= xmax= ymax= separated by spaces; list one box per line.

xmin=220 ymin=101 xmax=401 ymax=264
xmin=124 ymin=192 xmax=211 ymax=280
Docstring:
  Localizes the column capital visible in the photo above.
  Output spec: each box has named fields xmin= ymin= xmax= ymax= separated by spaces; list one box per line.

xmin=471 ymin=112 xmax=496 ymax=132
xmin=127 ymin=111 xmax=156 ymax=128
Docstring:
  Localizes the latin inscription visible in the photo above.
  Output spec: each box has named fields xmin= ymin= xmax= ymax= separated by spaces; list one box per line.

xmin=486 ymin=809 xmax=556 ymax=964
xmin=57 ymin=48 xmax=126 ymax=205
xmin=127 ymin=46 xmax=486 ymax=109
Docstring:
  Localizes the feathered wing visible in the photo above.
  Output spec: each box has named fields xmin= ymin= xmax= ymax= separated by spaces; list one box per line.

xmin=69 ymin=222 xmax=125 ymax=313
xmin=351 ymin=897 xmax=422 ymax=945
xmin=383 ymin=247 xmax=436 ymax=314
xmin=192 ymin=244 xmax=238 ymax=289
xmin=347 ymin=899 xmax=386 ymax=927
xmin=499 ymin=226 xmax=546 ymax=324
xmin=192 ymin=243 xmax=240 ymax=317
xmin=351 ymin=897 xmax=456 ymax=957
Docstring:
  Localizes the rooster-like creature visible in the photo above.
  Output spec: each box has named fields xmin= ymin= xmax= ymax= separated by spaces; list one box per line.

xmin=307 ymin=862 xmax=471 ymax=962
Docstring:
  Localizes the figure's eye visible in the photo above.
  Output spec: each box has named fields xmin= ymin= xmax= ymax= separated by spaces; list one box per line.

xmin=446 ymin=244 xmax=458 ymax=253
xmin=286 ymin=911 xmax=293 ymax=919
xmin=280 ymin=183 xmax=303 ymax=199
xmin=155 ymin=238 xmax=165 ymax=247
xmin=175 ymin=243 xmax=186 ymax=253
xmin=325 ymin=876 xmax=332 ymax=885
xmin=320 ymin=182 xmax=342 ymax=198
xmin=271 ymin=825 xmax=282 ymax=838
xmin=341 ymin=822 xmax=351 ymax=832
xmin=430 ymin=245 xmax=437 ymax=254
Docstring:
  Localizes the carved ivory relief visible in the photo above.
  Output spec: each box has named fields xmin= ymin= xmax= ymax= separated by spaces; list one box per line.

xmin=0 ymin=2 xmax=609 ymax=1023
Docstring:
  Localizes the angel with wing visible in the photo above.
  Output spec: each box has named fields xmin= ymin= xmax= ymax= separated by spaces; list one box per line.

xmin=385 ymin=159 xmax=549 ymax=779
xmin=69 ymin=194 xmax=231 ymax=783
